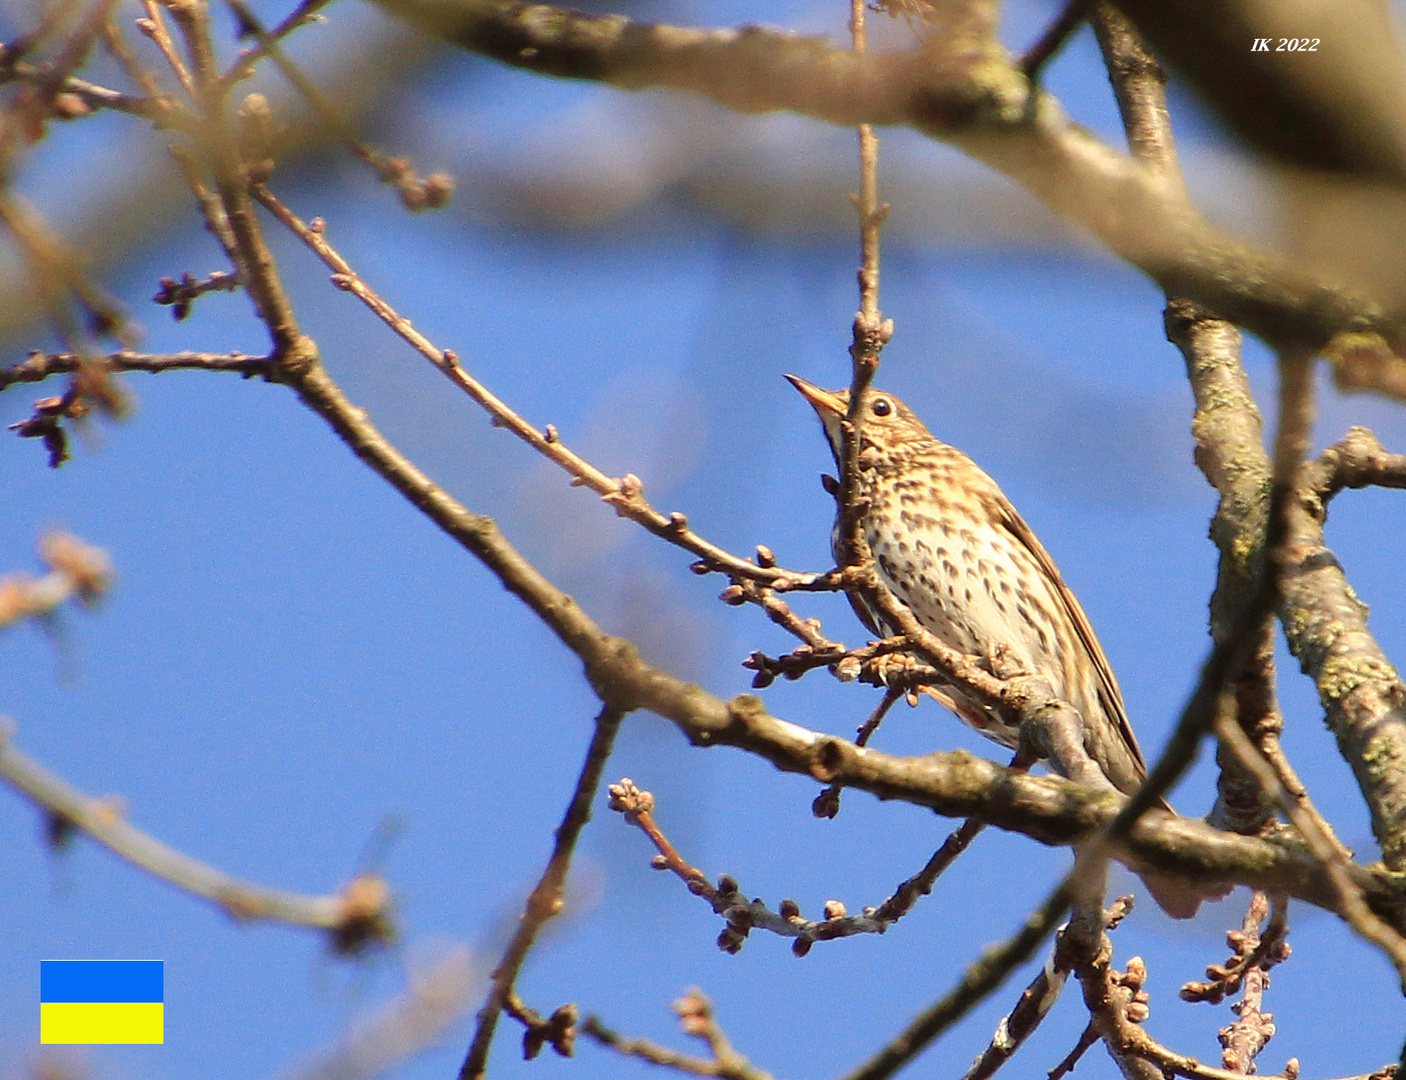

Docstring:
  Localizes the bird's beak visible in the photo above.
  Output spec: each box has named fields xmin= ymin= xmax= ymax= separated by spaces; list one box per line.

xmin=784 ymin=374 xmax=845 ymax=417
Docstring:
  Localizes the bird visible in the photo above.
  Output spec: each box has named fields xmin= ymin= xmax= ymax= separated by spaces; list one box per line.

xmin=787 ymin=374 xmax=1201 ymax=918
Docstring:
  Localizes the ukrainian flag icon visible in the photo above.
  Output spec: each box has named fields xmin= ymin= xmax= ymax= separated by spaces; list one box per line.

xmin=40 ymin=961 xmax=164 ymax=1044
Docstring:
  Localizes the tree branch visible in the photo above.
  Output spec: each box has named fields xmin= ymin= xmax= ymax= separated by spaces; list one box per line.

xmin=368 ymin=0 xmax=1406 ymax=398
xmin=0 ymin=732 xmax=392 ymax=949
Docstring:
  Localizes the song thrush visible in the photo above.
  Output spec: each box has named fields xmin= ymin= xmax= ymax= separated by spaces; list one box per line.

xmin=788 ymin=375 xmax=1199 ymax=918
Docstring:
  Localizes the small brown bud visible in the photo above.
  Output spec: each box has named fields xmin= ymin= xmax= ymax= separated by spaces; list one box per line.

xmin=812 ymin=787 xmax=841 ymax=819
xmin=690 ymin=560 xmax=711 ymax=575
xmin=779 ymin=899 xmax=801 ymax=920
xmin=821 ymin=473 xmax=840 ymax=495
xmin=668 ymin=511 xmax=688 ymax=531
xmin=834 ymin=656 xmax=861 ymax=682
xmin=1284 ymin=1059 xmax=1300 ymax=1079
xmin=717 ymin=874 xmax=739 ymax=895
xmin=650 ymin=855 xmax=669 ymax=870
xmin=330 ymin=273 xmax=353 ymax=291
xmin=823 ymin=900 xmax=847 ymax=921
xmin=309 ymin=217 xmax=326 ymax=234
xmin=792 ymin=937 xmax=812 ymax=957
xmin=755 ymin=544 xmax=775 ymax=568
xmin=718 ymin=585 xmax=746 ymax=606
xmin=544 ymin=424 xmax=558 ymax=443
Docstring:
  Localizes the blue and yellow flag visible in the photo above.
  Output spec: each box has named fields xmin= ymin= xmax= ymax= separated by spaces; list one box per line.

xmin=40 ymin=960 xmax=164 ymax=1044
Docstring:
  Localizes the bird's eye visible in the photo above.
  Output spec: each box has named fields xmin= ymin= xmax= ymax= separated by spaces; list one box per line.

xmin=871 ymin=398 xmax=892 ymax=417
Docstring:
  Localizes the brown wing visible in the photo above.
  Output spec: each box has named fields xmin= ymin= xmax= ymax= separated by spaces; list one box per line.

xmin=987 ymin=493 xmax=1150 ymax=779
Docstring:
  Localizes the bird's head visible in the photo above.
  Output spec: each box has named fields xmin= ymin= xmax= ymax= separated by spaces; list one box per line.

xmin=784 ymin=374 xmax=929 ymax=470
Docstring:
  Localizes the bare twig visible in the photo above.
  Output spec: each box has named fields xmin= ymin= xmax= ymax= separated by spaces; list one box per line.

xmin=0 ymin=350 xmax=271 ymax=388
xmin=502 ymin=992 xmax=577 ymax=1061
xmin=608 ymin=778 xmax=973 ymax=954
xmin=458 ymin=705 xmax=625 ymax=1080
xmin=152 ymin=269 xmax=240 ymax=320
xmin=812 ymin=687 xmax=902 ymax=817
xmin=220 ymin=0 xmax=451 ymax=210
xmin=1212 ymin=711 xmax=1406 ymax=989
xmin=1047 ymin=1025 xmax=1099 ymax=1080
xmin=1020 ymin=0 xmax=1095 ymax=83
xmin=247 ymin=184 xmax=827 ymax=590
xmin=136 ymin=0 xmax=196 ymax=99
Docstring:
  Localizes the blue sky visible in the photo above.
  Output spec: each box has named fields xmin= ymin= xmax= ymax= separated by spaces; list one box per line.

xmin=3 ymin=1 xmax=1406 ymax=1079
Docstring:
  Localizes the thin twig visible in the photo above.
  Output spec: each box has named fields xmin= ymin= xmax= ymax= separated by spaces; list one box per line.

xmin=248 ymin=184 xmax=827 ymax=590
xmin=608 ymin=778 xmax=972 ymax=954
xmin=1216 ymin=892 xmax=1282 ymax=1073
xmin=0 ymin=350 xmax=270 ymax=389
xmin=457 ymin=705 xmax=626 ymax=1080
xmin=219 ymin=0 xmax=450 ymax=210
xmin=1181 ymin=890 xmax=1289 ymax=1007
xmin=812 ymin=687 xmax=901 ymax=817
xmin=219 ymin=0 xmax=334 ymax=87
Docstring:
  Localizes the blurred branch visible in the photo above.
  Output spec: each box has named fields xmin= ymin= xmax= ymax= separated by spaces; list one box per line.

xmin=0 ymin=532 xmax=109 ymax=629
xmin=370 ymin=0 xmax=1406 ymax=397
xmin=281 ymin=948 xmax=478 ymax=1080
xmin=1111 ymin=0 xmax=1406 ymax=183
xmin=0 ymin=22 xmax=437 ymax=345
xmin=0 ymin=732 xmax=393 ymax=948
xmin=221 ymin=0 xmax=452 ymax=211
